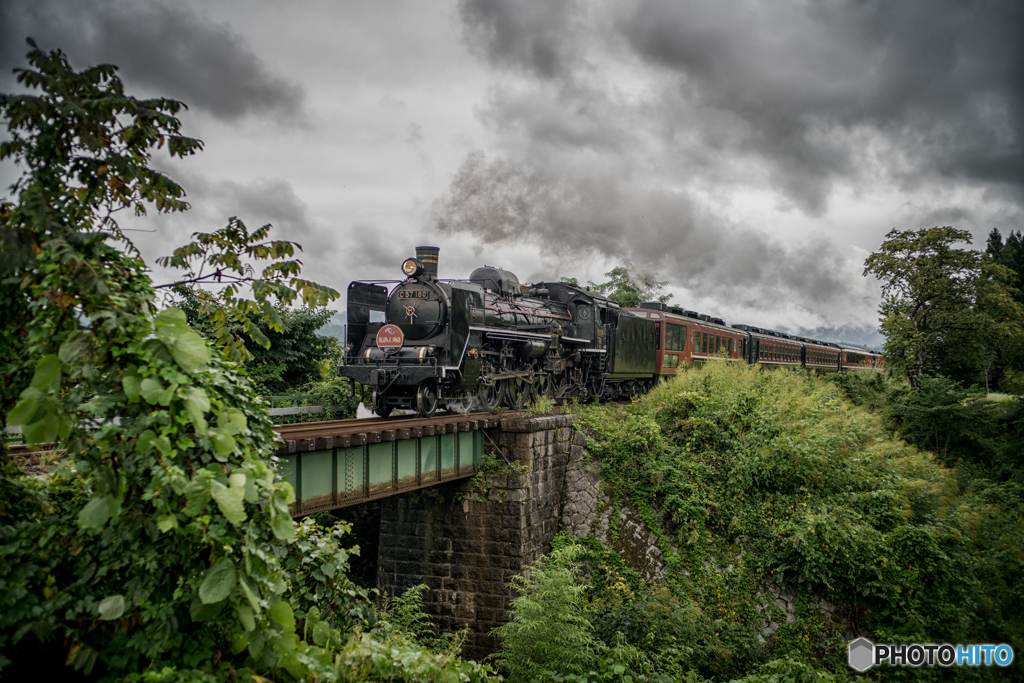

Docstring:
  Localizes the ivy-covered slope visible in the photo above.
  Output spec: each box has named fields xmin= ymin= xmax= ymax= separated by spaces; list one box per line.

xmin=562 ymin=362 xmax=1023 ymax=680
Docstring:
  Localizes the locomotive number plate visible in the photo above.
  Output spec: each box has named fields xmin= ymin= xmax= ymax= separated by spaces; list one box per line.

xmin=376 ymin=324 xmax=404 ymax=353
xmin=398 ymin=290 xmax=428 ymax=299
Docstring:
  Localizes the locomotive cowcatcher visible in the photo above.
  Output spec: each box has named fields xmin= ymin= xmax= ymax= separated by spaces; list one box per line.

xmin=339 ymin=246 xmax=657 ymax=417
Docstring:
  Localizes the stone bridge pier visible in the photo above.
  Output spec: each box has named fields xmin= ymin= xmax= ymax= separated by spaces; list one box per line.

xmin=376 ymin=413 xmax=579 ymax=661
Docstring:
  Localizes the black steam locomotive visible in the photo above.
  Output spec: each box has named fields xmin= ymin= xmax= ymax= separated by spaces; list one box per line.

xmin=339 ymin=247 xmax=657 ymax=416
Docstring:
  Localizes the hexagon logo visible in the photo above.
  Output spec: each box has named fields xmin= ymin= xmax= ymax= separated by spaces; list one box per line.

xmin=848 ymin=637 xmax=874 ymax=672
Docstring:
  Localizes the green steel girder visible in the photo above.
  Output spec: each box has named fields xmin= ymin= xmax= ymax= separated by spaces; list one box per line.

xmin=281 ymin=429 xmax=484 ymax=516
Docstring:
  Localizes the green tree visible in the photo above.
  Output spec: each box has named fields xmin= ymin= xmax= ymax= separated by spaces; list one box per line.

xmin=175 ymin=288 xmax=339 ymax=395
xmin=157 ymin=219 xmax=337 ymax=364
xmin=987 ymin=228 xmax=1024 ymax=306
xmin=588 ymin=264 xmax=672 ymax=308
xmin=863 ymin=226 xmax=1024 ymax=389
xmin=0 ymin=43 xmax=381 ymax=682
xmin=985 ymin=228 xmax=1024 ymax=392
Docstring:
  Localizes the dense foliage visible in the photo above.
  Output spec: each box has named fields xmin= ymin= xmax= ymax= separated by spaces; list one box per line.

xmin=175 ymin=289 xmax=341 ymax=396
xmin=0 ymin=44 xmax=493 ymax=681
xmin=863 ymin=226 xmax=1024 ymax=390
xmin=497 ymin=362 xmax=1024 ymax=681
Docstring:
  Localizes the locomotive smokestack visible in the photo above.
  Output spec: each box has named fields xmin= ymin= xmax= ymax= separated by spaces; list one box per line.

xmin=416 ymin=246 xmax=439 ymax=278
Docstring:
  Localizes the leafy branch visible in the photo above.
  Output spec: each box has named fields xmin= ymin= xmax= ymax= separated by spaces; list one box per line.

xmin=156 ymin=217 xmax=339 ymax=362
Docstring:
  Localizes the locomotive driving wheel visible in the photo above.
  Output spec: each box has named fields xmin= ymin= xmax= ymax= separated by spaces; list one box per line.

xmin=371 ymin=390 xmax=393 ymax=418
xmin=479 ymin=380 xmax=504 ymax=411
xmin=506 ymin=375 xmax=534 ymax=410
xmin=415 ymin=381 xmax=438 ymax=417
xmin=537 ymin=373 xmax=553 ymax=401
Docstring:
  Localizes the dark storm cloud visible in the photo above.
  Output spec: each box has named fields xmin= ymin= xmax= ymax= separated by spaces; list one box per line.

xmin=459 ymin=0 xmax=581 ymax=80
xmin=617 ymin=0 xmax=1024 ymax=206
xmin=0 ymin=0 xmax=304 ymax=121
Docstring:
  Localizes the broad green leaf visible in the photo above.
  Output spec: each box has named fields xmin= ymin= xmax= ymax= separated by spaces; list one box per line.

xmin=199 ymin=558 xmax=237 ymax=604
xmin=321 ymin=561 xmax=336 ymax=579
xmin=136 ymin=430 xmax=157 ymax=453
xmin=155 ymin=307 xmax=189 ymax=328
xmin=58 ymin=335 xmax=90 ymax=365
xmin=122 ymin=376 xmax=141 ymax=403
xmin=154 ymin=435 xmax=173 ymax=456
xmin=269 ymin=508 xmax=296 ymax=541
xmin=183 ymin=491 xmax=210 ymax=517
xmin=29 ymin=354 xmax=61 ymax=392
xmin=236 ymin=604 xmax=255 ymax=632
xmin=78 ymin=495 xmax=113 ymax=530
xmin=228 ymin=471 xmax=246 ymax=489
xmin=23 ymin=412 xmax=59 ymax=445
xmin=312 ymin=620 xmax=330 ymax=647
xmin=231 ymin=634 xmax=249 ymax=655
xmin=238 ymin=572 xmax=261 ymax=612
xmin=157 ymin=385 xmax=175 ymax=406
xmin=211 ymin=481 xmax=246 ymax=524
xmin=57 ymin=415 xmax=71 ymax=440
xmin=247 ymin=632 xmax=266 ymax=660
xmin=210 ymin=431 xmax=237 ymax=458
xmin=243 ymin=475 xmax=258 ymax=503
xmin=156 ymin=514 xmax=178 ymax=532
xmin=190 ymin=595 xmax=226 ymax=622
xmin=171 ymin=330 xmax=211 ymax=373
xmin=155 ymin=323 xmax=179 ymax=347
xmin=6 ymin=397 xmax=39 ymax=426
xmin=98 ymin=595 xmax=125 ymax=621
xmin=226 ymin=407 xmax=247 ymax=434
xmin=140 ymin=377 xmax=164 ymax=404
xmin=183 ymin=387 xmax=210 ymax=429
xmin=304 ymin=606 xmax=320 ymax=639
xmin=279 ymin=481 xmax=296 ymax=506
xmin=269 ymin=600 xmax=295 ymax=632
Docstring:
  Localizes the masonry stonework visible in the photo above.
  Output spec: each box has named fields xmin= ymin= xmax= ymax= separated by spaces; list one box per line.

xmin=376 ymin=414 xmax=573 ymax=661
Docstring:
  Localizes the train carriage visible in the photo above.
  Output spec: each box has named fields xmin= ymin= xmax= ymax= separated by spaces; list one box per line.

xmin=631 ymin=302 xmax=746 ymax=376
xmin=840 ymin=345 xmax=884 ymax=371
xmin=802 ymin=339 xmax=842 ymax=373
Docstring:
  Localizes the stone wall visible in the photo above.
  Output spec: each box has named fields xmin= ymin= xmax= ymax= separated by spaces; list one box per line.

xmin=376 ymin=413 xmax=573 ymax=661
xmin=559 ymin=439 xmax=668 ymax=581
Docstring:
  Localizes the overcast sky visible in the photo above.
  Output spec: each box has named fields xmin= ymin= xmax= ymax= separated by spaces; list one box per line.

xmin=3 ymin=0 xmax=1023 ymax=346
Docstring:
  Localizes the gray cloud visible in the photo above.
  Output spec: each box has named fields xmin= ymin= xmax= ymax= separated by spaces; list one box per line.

xmin=616 ymin=0 xmax=1024 ymax=208
xmin=442 ymin=0 xmax=1024 ymax=333
xmin=0 ymin=0 xmax=304 ymax=121
xmin=133 ymin=172 xmax=337 ymax=286
xmin=459 ymin=0 xmax=582 ymax=80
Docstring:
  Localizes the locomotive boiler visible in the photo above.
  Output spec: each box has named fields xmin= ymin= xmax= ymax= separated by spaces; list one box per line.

xmin=339 ymin=246 xmax=657 ymax=417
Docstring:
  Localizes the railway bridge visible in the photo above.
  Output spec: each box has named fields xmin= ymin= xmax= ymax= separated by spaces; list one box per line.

xmin=277 ymin=410 xmax=578 ymax=660
xmin=276 ymin=412 xmax=497 ymax=516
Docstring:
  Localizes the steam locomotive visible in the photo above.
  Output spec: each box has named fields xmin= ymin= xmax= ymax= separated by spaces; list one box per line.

xmin=339 ymin=246 xmax=882 ymax=417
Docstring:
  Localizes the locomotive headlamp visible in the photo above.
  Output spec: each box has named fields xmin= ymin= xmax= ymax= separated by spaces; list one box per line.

xmin=401 ymin=258 xmax=424 ymax=278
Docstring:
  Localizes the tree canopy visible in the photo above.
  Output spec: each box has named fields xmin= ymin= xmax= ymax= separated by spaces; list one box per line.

xmin=562 ymin=264 xmax=672 ymax=308
xmin=863 ymin=226 xmax=1023 ymax=389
